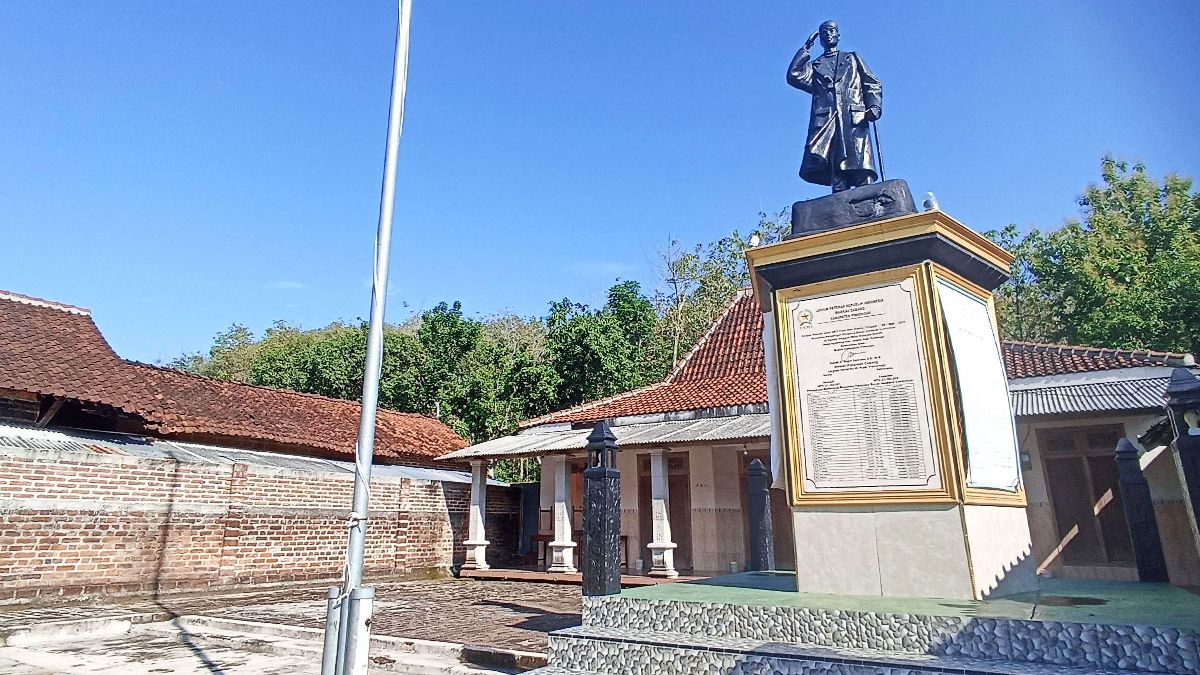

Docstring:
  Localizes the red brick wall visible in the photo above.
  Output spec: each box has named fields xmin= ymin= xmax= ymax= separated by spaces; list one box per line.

xmin=0 ymin=448 xmax=520 ymax=605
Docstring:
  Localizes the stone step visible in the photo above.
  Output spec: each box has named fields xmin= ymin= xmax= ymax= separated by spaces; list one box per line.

xmin=581 ymin=594 xmax=1198 ymax=673
xmin=547 ymin=625 xmax=1147 ymax=675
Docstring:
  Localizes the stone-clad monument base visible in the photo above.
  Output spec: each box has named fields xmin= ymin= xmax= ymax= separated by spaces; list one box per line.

xmin=527 ymin=581 xmax=1200 ymax=675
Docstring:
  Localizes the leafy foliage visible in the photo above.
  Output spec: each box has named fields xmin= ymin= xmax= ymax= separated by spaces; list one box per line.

xmin=987 ymin=158 xmax=1200 ymax=353
xmin=983 ymin=225 xmax=1058 ymax=343
xmin=545 ymin=281 xmax=657 ymax=407
xmin=649 ymin=209 xmax=790 ymax=378
xmin=169 ymin=210 xmax=776 ymax=484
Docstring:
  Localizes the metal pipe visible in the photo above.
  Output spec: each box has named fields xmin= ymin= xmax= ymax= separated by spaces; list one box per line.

xmin=342 ymin=587 xmax=376 ymax=675
xmin=320 ymin=587 xmax=342 ymax=675
xmin=322 ymin=0 xmax=413 ymax=670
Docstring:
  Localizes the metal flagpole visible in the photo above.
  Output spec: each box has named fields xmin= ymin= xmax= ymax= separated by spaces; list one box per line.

xmin=322 ymin=1 xmax=413 ymax=674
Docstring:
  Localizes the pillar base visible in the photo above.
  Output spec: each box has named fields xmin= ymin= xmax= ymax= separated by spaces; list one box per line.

xmin=548 ymin=540 xmax=577 ymax=573
xmin=462 ymin=539 xmax=490 ymax=571
xmin=646 ymin=541 xmax=678 ymax=578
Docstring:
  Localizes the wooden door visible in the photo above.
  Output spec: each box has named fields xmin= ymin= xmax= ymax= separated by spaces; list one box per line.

xmin=637 ymin=463 xmax=651 ymax=573
xmin=668 ymin=455 xmax=692 ymax=571
xmin=1039 ymin=425 xmax=1134 ymax=566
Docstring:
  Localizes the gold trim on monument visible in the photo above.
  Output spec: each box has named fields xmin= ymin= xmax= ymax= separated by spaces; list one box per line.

xmin=930 ymin=265 xmax=1027 ymax=508
xmin=774 ymin=264 xmax=962 ymax=507
xmin=747 ymin=210 xmax=1015 ymax=273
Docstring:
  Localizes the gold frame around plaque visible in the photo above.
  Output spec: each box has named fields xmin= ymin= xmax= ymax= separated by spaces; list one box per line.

xmin=767 ymin=257 xmax=1030 ymax=509
xmin=928 ymin=265 xmax=1027 ymax=507
xmin=774 ymin=263 xmax=963 ymax=506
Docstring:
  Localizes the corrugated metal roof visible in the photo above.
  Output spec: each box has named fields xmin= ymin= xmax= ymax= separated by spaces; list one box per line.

xmin=0 ymin=423 xmax=480 ymax=484
xmin=442 ymin=413 xmax=772 ymax=461
xmin=1008 ymin=378 xmax=1169 ymax=417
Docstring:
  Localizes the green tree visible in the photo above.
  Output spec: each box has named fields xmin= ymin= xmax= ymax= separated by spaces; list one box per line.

xmin=415 ymin=301 xmax=483 ymax=420
xmin=650 ymin=208 xmax=790 ymax=377
xmin=167 ymin=323 xmax=260 ymax=381
xmin=246 ymin=321 xmax=427 ymax=411
xmin=984 ymin=225 xmax=1058 ymax=342
xmin=1033 ymin=158 xmax=1200 ymax=353
xmin=546 ymin=281 xmax=658 ymax=407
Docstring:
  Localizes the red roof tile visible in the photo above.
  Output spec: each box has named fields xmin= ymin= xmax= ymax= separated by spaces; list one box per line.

xmin=522 ymin=291 xmax=1193 ymax=427
xmin=0 ymin=290 xmax=466 ymax=463
xmin=1001 ymin=340 xmax=1192 ymax=378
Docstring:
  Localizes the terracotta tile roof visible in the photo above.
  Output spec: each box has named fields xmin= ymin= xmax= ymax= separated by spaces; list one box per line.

xmin=522 ymin=291 xmax=1194 ymax=427
xmin=0 ymin=290 xmax=466 ymax=463
xmin=1001 ymin=340 xmax=1192 ymax=379
xmin=520 ymin=290 xmax=767 ymax=427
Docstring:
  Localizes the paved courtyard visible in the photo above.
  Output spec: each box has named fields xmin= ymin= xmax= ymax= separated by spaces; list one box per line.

xmin=210 ymin=579 xmax=583 ymax=653
xmin=0 ymin=579 xmax=582 ymax=654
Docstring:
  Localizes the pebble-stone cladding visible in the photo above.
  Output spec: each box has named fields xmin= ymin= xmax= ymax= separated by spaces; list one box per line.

xmin=576 ymin=596 xmax=1200 ymax=674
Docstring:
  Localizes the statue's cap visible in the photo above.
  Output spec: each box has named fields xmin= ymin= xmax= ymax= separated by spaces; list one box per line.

xmin=820 ymin=19 xmax=837 ymax=30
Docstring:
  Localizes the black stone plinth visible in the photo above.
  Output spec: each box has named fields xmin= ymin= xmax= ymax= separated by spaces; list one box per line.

xmin=582 ymin=467 xmax=621 ymax=597
xmin=789 ymin=179 xmax=917 ymax=239
xmin=746 ymin=459 xmax=775 ymax=572
xmin=1114 ymin=438 xmax=1169 ymax=582
xmin=755 ymin=228 xmax=1010 ymax=296
xmin=1166 ymin=368 xmax=1200 ymax=534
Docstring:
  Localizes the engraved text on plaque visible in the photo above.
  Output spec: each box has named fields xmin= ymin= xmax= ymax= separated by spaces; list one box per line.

xmin=787 ymin=280 xmax=940 ymax=492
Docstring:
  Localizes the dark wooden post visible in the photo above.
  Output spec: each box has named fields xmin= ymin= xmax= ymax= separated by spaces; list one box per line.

xmin=1166 ymin=368 xmax=1200 ymax=535
xmin=582 ymin=421 xmax=621 ymax=596
xmin=747 ymin=458 xmax=775 ymax=572
xmin=1114 ymin=438 xmax=1169 ymax=582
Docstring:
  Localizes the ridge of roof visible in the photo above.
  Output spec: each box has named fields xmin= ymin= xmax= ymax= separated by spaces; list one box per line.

xmin=0 ymin=289 xmax=91 ymax=316
xmin=1001 ymin=339 xmax=1194 ymax=365
xmin=664 ymin=288 xmax=752 ymax=383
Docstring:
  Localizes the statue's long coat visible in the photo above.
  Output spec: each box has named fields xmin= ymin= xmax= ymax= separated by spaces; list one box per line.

xmin=787 ymin=49 xmax=882 ymax=186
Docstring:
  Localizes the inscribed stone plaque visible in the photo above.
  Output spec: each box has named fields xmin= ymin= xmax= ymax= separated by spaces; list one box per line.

xmin=937 ymin=280 xmax=1021 ymax=491
xmin=787 ymin=280 xmax=940 ymax=492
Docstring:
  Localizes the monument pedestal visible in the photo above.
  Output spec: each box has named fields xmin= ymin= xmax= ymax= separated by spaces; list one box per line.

xmin=749 ymin=209 xmax=1036 ymax=600
xmin=792 ymin=503 xmax=1035 ymax=599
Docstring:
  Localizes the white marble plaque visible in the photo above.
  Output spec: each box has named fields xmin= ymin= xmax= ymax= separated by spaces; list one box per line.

xmin=787 ymin=280 xmax=940 ymax=492
xmin=937 ymin=280 xmax=1021 ymax=491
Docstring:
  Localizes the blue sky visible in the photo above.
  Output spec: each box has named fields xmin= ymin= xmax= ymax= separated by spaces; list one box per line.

xmin=2 ymin=2 xmax=1198 ymax=363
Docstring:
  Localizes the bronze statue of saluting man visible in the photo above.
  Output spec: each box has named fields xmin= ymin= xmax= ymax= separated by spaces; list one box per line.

xmin=787 ymin=20 xmax=883 ymax=193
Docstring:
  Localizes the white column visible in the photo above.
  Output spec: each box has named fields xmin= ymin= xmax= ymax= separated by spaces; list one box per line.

xmin=647 ymin=448 xmax=678 ymax=577
xmin=462 ymin=459 xmax=490 ymax=570
xmin=547 ymin=454 xmax=577 ymax=572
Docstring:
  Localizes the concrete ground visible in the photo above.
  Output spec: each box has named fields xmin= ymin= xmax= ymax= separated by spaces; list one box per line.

xmin=0 ymin=622 xmax=323 ymax=674
xmin=0 ymin=579 xmax=581 ymax=674
xmin=0 ymin=616 xmax=516 ymax=674
xmin=0 ymin=579 xmax=581 ymax=653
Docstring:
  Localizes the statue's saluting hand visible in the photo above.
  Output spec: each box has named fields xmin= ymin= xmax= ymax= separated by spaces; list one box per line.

xmin=803 ymin=31 xmax=819 ymax=51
